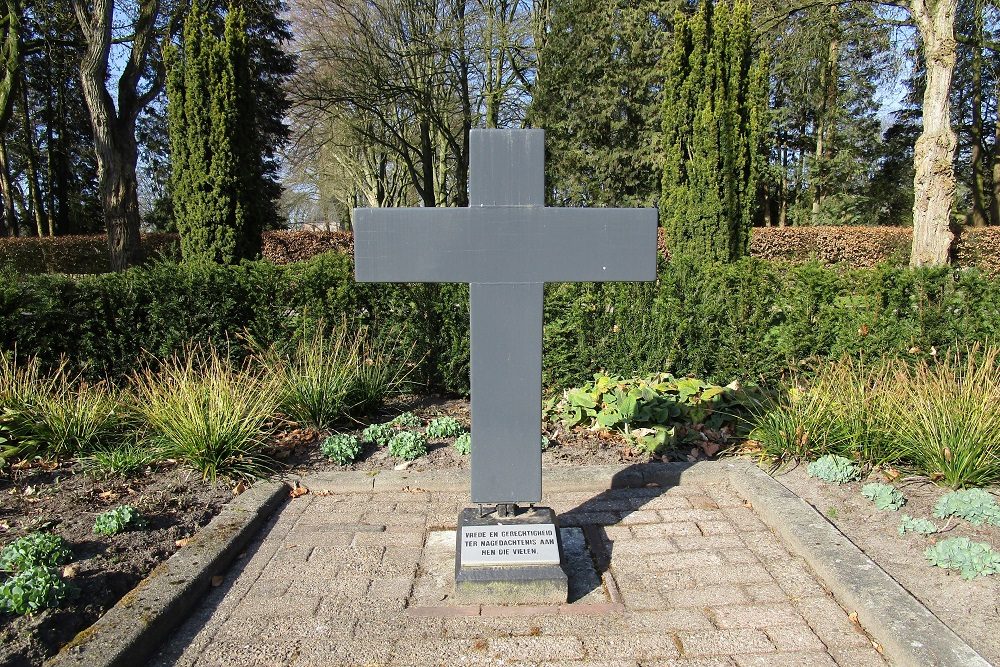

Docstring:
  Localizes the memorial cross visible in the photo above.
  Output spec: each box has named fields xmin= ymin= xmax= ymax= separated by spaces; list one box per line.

xmin=355 ymin=129 xmax=657 ymax=507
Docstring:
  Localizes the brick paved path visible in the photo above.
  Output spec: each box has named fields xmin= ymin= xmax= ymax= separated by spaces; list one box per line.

xmin=151 ymin=478 xmax=887 ymax=667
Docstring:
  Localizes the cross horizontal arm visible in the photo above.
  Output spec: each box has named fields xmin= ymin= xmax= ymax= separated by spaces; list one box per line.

xmin=354 ymin=206 xmax=658 ymax=284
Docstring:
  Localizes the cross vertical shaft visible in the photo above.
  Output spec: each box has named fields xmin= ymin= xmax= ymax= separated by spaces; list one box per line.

xmin=469 ymin=130 xmax=546 ymax=504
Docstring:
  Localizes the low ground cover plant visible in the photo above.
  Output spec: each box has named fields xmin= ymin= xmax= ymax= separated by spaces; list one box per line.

xmin=807 ymin=454 xmax=861 ymax=484
xmin=898 ymin=514 xmax=938 ymax=535
xmin=388 ymin=431 xmax=427 ymax=460
xmin=320 ymin=434 xmax=362 ymax=465
xmin=425 ymin=416 xmax=464 ymax=439
xmin=454 ymin=433 xmax=471 ymax=455
xmin=933 ymin=489 xmax=1000 ymax=526
xmin=93 ymin=505 xmax=145 ymax=536
xmin=0 ymin=532 xmax=75 ymax=616
xmin=925 ymin=538 xmax=1000 ymax=580
xmin=389 ymin=412 xmax=422 ymax=429
xmin=861 ymin=483 xmax=906 ymax=511
xmin=361 ymin=422 xmax=395 ymax=447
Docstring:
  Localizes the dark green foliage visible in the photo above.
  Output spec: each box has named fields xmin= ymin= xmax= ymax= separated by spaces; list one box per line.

xmin=0 ymin=565 xmax=73 ymax=615
xmin=166 ymin=1 xmax=260 ymax=263
xmin=93 ymin=505 xmax=145 ymax=536
xmin=660 ymin=0 xmax=767 ymax=262
xmin=529 ymin=0 xmax=673 ymax=207
xmin=3 ymin=254 xmax=1000 ymax=393
xmin=319 ymin=434 xmax=362 ymax=465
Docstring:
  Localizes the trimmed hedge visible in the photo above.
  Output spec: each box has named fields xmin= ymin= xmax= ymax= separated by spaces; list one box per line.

xmin=7 ymin=227 xmax=1000 ymax=274
xmin=3 ymin=253 xmax=998 ymax=392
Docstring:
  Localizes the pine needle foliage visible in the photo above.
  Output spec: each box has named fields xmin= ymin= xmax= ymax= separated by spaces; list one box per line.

xmin=166 ymin=0 xmax=260 ymax=264
xmin=661 ymin=0 xmax=768 ymax=262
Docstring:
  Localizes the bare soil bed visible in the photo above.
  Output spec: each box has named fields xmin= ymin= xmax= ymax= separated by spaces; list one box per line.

xmin=772 ymin=463 xmax=1000 ymax=665
xmin=0 ymin=463 xmax=232 ymax=667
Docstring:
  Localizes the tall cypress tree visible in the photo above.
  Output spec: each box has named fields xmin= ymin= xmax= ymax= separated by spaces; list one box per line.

xmin=660 ymin=0 xmax=766 ymax=262
xmin=166 ymin=0 xmax=257 ymax=263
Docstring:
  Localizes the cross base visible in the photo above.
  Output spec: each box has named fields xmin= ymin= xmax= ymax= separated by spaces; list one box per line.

xmin=454 ymin=507 xmax=568 ymax=606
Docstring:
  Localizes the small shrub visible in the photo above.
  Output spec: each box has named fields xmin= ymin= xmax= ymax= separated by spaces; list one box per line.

xmin=807 ymin=454 xmax=861 ymax=484
xmin=933 ymin=489 xmax=1000 ymax=526
xmin=80 ymin=442 xmax=157 ymax=479
xmin=131 ymin=346 xmax=279 ymax=482
xmin=388 ymin=431 xmax=427 ymax=460
xmin=861 ymin=483 xmax=906 ymax=511
xmin=898 ymin=514 xmax=938 ymax=536
xmin=924 ymin=537 xmax=1000 ymax=579
xmin=320 ymin=434 xmax=362 ymax=465
xmin=390 ymin=412 xmax=422 ymax=429
xmin=454 ymin=433 xmax=471 ymax=455
xmin=93 ymin=505 xmax=145 ymax=536
xmin=0 ymin=533 xmax=72 ymax=573
xmin=426 ymin=417 xmax=464 ymax=439
xmin=361 ymin=422 xmax=395 ymax=447
xmin=0 ymin=565 xmax=72 ymax=615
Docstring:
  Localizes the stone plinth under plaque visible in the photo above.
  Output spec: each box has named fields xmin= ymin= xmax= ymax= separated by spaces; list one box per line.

xmin=454 ymin=507 xmax=568 ymax=605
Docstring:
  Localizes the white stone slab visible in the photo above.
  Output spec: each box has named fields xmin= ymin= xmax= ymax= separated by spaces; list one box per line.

xmin=459 ymin=523 xmax=560 ymax=566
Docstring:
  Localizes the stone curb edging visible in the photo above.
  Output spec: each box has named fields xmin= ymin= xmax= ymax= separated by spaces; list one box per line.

xmin=45 ymin=480 xmax=289 ymax=667
xmin=724 ymin=459 xmax=992 ymax=667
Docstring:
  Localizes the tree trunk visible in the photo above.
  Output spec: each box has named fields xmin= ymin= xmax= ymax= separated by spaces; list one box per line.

xmin=19 ymin=80 xmax=46 ymax=236
xmin=419 ymin=116 xmax=435 ymax=207
xmin=0 ymin=135 xmax=13 ymax=236
xmin=968 ymin=6 xmax=987 ymax=227
xmin=909 ymin=0 xmax=958 ymax=266
xmin=992 ymin=79 xmax=1000 ymax=226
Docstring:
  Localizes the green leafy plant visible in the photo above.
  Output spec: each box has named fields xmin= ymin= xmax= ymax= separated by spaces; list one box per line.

xmin=453 ymin=433 xmax=471 ymax=455
xmin=389 ymin=412 xmax=422 ymax=429
xmin=425 ymin=416 xmax=464 ymax=439
xmin=546 ymin=372 xmax=752 ymax=454
xmin=0 ymin=565 xmax=73 ymax=615
xmin=898 ymin=514 xmax=938 ymax=536
xmin=0 ymin=533 xmax=72 ymax=573
xmin=80 ymin=442 xmax=158 ymax=480
xmin=861 ymin=483 xmax=906 ymax=511
xmin=93 ymin=505 xmax=145 ymax=536
xmin=933 ymin=489 xmax=1000 ymax=526
xmin=807 ymin=454 xmax=861 ymax=484
xmin=924 ymin=538 xmax=1000 ymax=580
xmin=320 ymin=434 xmax=362 ymax=465
xmin=361 ymin=422 xmax=396 ymax=447
xmin=541 ymin=435 xmax=550 ymax=451
xmin=388 ymin=431 xmax=427 ymax=460
xmin=131 ymin=346 xmax=279 ymax=481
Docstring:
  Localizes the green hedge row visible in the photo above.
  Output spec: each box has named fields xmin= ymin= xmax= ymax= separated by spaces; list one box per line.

xmin=3 ymin=253 xmax=998 ymax=392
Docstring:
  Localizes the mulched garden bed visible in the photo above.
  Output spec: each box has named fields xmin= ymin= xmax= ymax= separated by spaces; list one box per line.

xmin=0 ymin=462 xmax=232 ymax=667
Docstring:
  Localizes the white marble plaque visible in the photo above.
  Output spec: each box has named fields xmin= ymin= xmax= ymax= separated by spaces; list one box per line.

xmin=460 ymin=523 xmax=561 ymax=566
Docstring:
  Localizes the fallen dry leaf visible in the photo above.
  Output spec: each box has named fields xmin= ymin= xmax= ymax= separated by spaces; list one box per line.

xmin=98 ymin=490 xmax=119 ymax=501
xmin=61 ymin=564 xmax=79 ymax=579
xmin=289 ymin=483 xmax=309 ymax=498
xmin=175 ymin=538 xmax=191 ymax=548
xmin=23 ymin=486 xmax=35 ymax=496
xmin=848 ymin=611 xmax=860 ymax=626
xmin=211 ymin=575 xmax=224 ymax=587
xmin=231 ymin=481 xmax=248 ymax=496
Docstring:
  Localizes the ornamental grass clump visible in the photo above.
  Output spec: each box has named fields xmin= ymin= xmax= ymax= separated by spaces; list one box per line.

xmin=881 ymin=347 xmax=1000 ymax=488
xmin=388 ymin=431 xmax=427 ymax=460
xmin=132 ymin=346 xmax=279 ymax=482
xmin=80 ymin=442 xmax=157 ymax=479
xmin=861 ymin=483 xmax=906 ymax=511
xmin=807 ymin=454 xmax=861 ymax=484
xmin=320 ymin=434 xmax=362 ymax=465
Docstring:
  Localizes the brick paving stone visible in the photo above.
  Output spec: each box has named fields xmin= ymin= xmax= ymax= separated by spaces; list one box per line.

xmin=581 ymin=634 xmax=680 ymax=661
xmin=697 ymin=520 xmax=736 ymax=535
xmin=702 ymin=484 xmax=746 ymax=508
xmin=677 ymin=629 xmax=775 ymax=657
xmin=709 ymin=603 xmax=802 ymax=629
xmin=643 ymin=495 xmax=694 ymax=511
xmin=487 ymin=636 xmax=587 ymax=661
xmin=827 ymin=646 xmax=889 ymax=666
xmin=765 ymin=558 xmax=829 ymax=599
xmin=673 ymin=534 xmax=745 ymax=551
xmin=692 ymin=564 xmax=772 ymax=586
xmin=601 ymin=525 xmax=633 ymax=540
xmin=663 ymin=585 xmax=750 ymax=608
xmin=656 ymin=508 xmax=728 ymax=523
xmin=687 ymin=495 xmax=720 ymax=510
xmin=561 ymin=511 xmax=621 ymax=526
xmin=734 ymin=652 xmax=837 ymax=667
xmin=624 ymin=609 xmax=715 ymax=632
xmin=743 ymin=581 xmax=788 ymax=604
xmin=722 ymin=506 xmax=769 ymax=531
xmin=608 ymin=539 xmax=680 ymax=557
xmin=617 ymin=509 xmax=664 ymax=525
xmin=632 ymin=522 xmax=701 ymax=538
xmin=795 ymin=596 xmax=872 ymax=649
xmin=642 ymin=659 xmax=736 ymax=667
xmin=763 ymin=623 xmax=828 ymax=652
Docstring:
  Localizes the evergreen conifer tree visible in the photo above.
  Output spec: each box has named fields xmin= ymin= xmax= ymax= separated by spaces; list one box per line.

xmin=166 ymin=0 xmax=258 ymax=263
xmin=660 ymin=0 xmax=766 ymax=262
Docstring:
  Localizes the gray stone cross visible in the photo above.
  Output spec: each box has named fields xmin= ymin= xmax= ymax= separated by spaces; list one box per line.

xmin=354 ymin=129 xmax=656 ymax=505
